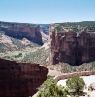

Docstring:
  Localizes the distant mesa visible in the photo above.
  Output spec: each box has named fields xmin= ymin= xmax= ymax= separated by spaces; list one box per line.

xmin=0 ymin=21 xmax=44 ymax=45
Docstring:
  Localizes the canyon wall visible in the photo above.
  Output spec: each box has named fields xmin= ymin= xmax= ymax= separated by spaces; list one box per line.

xmin=0 ymin=58 xmax=48 ymax=96
xmin=49 ymin=25 xmax=95 ymax=65
xmin=0 ymin=21 xmax=43 ymax=45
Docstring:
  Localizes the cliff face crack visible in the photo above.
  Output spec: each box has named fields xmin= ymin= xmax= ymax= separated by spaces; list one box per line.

xmin=49 ymin=30 xmax=95 ymax=65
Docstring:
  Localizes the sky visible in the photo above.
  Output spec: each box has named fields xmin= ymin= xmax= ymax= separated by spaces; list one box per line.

xmin=0 ymin=0 xmax=95 ymax=24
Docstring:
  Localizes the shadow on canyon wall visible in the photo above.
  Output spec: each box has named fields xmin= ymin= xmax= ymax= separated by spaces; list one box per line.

xmin=50 ymin=30 xmax=95 ymax=66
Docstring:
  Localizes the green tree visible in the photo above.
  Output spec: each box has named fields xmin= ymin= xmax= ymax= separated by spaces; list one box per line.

xmin=37 ymin=78 xmax=69 ymax=97
xmin=66 ymin=76 xmax=85 ymax=95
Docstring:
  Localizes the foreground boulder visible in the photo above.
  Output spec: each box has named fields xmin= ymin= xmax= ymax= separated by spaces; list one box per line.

xmin=0 ymin=58 xmax=48 ymax=97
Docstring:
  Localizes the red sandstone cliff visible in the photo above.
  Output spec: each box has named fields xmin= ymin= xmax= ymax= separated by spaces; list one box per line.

xmin=0 ymin=58 xmax=48 ymax=97
xmin=49 ymin=25 xmax=95 ymax=65
xmin=0 ymin=21 xmax=43 ymax=45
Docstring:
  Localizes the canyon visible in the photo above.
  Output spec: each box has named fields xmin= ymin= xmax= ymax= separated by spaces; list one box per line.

xmin=0 ymin=21 xmax=95 ymax=96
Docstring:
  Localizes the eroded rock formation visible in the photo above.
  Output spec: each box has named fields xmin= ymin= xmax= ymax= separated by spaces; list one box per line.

xmin=0 ymin=58 xmax=48 ymax=97
xmin=0 ymin=21 xmax=43 ymax=45
xmin=49 ymin=25 xmax=95 ymax=65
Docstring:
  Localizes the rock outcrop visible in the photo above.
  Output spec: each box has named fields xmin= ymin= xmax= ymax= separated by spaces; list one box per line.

xmin=0 ymin=21 xmax=43 ymax=45
xmin=0 ymin=58 xmax=48 ymax=96
xmin=49 ymin=25 xmax=95 ymax=65
xmin=54 ymin=71 xmax=95 ymax=81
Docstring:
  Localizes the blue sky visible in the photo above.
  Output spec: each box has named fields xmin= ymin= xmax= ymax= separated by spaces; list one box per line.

xmin=0 ymin=0 xmax=95 ymax=24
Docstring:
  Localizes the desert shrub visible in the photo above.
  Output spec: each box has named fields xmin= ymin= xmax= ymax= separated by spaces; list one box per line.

xmin=37 ymin=78 xmax=69 ymax=97
xmin=23 ymin=48 xmax=49 ymax=65
xmin=66 ymin=76 xmax=85 ymax=95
